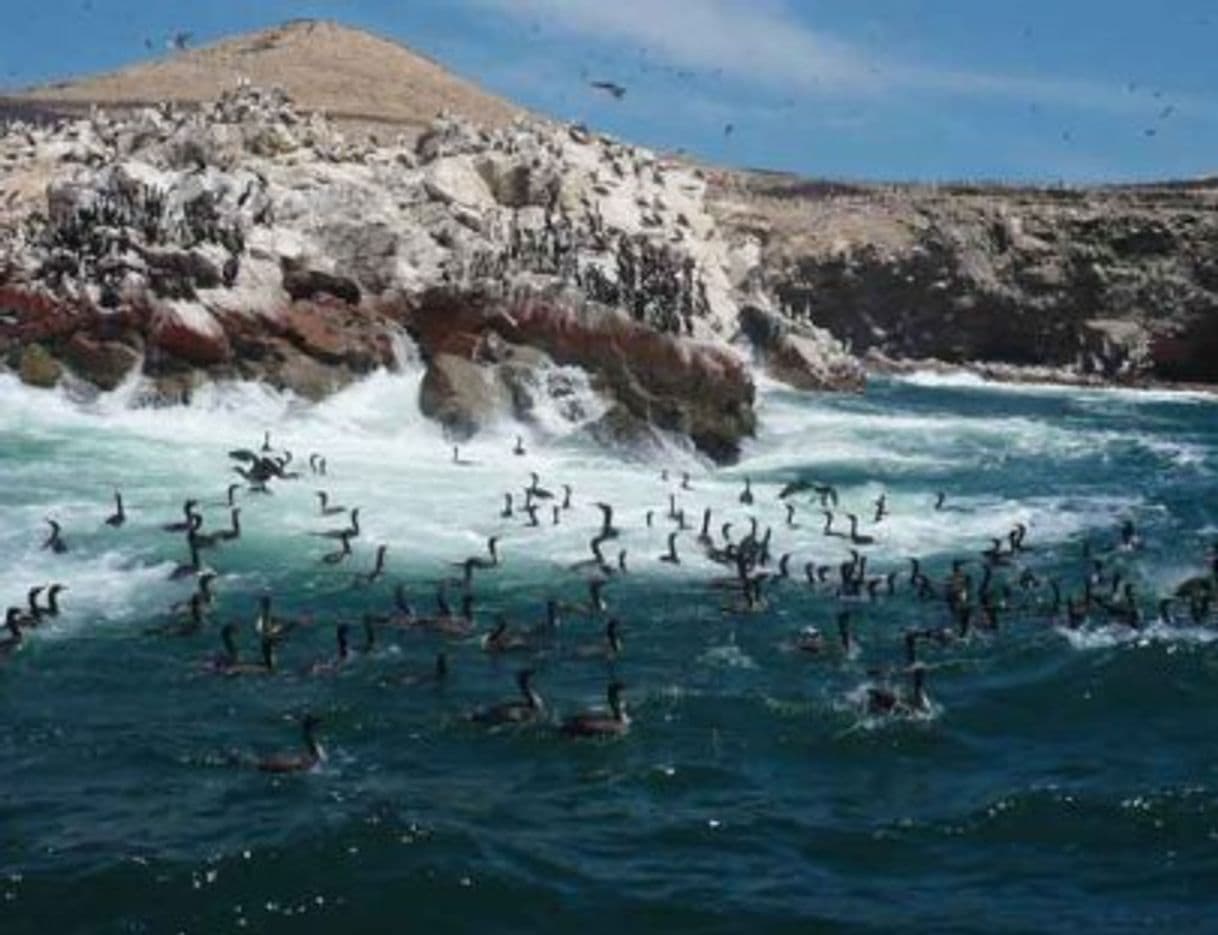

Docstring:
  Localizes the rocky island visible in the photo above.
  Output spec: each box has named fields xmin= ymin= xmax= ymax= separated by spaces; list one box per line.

xmin=2 ymin=20 xmax=1216 ymax=464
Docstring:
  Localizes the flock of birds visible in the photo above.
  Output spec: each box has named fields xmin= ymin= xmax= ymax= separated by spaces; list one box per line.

xmin=4 ymin=429 xmax=1217 ymax=774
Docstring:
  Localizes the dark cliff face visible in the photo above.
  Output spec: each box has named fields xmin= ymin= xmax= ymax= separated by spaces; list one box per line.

xmin=714 ymin=176 xmax=1218 ymax=385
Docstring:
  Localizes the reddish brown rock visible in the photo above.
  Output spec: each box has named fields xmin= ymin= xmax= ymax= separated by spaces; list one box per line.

xmin=281 ymin=302 xmax=351 ymax=364
xmin=0 ymin=286 xmax=90 ymax=344
xmin=404 ymin=288 xmax=756 ymax=462
xmin=61 ymin=333 xmax=142 ymax=390
xmin=149 ymin=303 xmax=232 ymax=365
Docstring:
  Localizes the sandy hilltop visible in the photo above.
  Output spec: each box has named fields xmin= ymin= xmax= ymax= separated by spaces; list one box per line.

xmin=2 ymin=20 xmax=1217 ymax=462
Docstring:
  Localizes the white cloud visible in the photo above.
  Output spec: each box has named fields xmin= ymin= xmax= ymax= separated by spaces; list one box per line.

xmin=473 ymin=0 xmax=1196 ymax=116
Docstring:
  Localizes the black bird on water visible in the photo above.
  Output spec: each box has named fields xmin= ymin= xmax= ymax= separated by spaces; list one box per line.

xmin=105 ymin=491 xmax=126 ymax=528
xmin=42 ymin=519 xmax=68 ymax=554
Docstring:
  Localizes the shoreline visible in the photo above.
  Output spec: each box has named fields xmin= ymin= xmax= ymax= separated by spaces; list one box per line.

xmin=865 ymin=352 xmax=1218 ymax=398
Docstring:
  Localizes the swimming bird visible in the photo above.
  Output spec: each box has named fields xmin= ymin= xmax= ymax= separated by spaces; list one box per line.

xmin=777 ymin=553 xmax=792 ymax=579
xmin=481 ymin=615 xmax=534 ymax=654
xmin=39 ymin=583 xmax=66 ymax=618
xmin=594 ymin=502 xmax=619 ymax=539
xmin=981 ymin=537 xmax=1012 ymax=567
xmin=256 ymin=715 xmax=326 ymax=773
xmin=739 ymin=477 xmax=754 ymax=505
xmin=42 ymin=519 xmax=68 ymax=554
xmin=317 ymin=491 xmax=346 ymax=516
xmin=169 ymin=537 xmax=202 ymax=580
xmin=560 ymin=681 xmax=630 ymax=738
xmin=526 ymin=598 xmax=563 ymax=641
xmin=513 ymin=435 xmax=526 ymax=456
xmin=1119 ymin=519 xmax=1142 ymax=552
xmin=836 ymin=611 xmax=858 ymax=656
xmin=847 ymin=514 xmax=875 ymax=546
xmin=192 ymin=509 xmax=240 ymax=550
xmin=15 ymin=587 xmax=42 ymax=629
xmin=147 ymin=591 xmax=207 ymax=637
xmin=217 ymin=509 xmax=241 ymax=543
xmin=561 ymin=485 xmax=572 ymax=510
xmin=523 ymin=504 xmax=540 ymax=527
xmin=866 ymin=666 xmax=930 ymax=717
xmin=14 ymin=588 xmax=44 ymax=629
xmin=452 ymin=446 xmax=475 ymax=466
xmin=587 ymin=578 xmax=609 ymax=614
xmin=162 ymin=499 xmax=200 ymax=534
xmin=873 ymin=494 xmax=888 ymax=524
xmin=307 ymin=624 xmax=353 ymax=676
xmin=230 ymin=635 xmax=277 ymax=677
xmin=356 ymin=545 xmax=388 ymax=584
xmin=207 ymin=623 xmax=268 ymax=675
xmin=173 ymin=572 xmax=218 ymax=613
xmin=223 ymin=484 xmax=241 ymax=507
xmin=785 ymin=503 xmax=799 ymax=529
xmin=378 ymin=583 xmax=417 ymax=627
xmin=659 ymin=531 xmax=681 ymax=565
xmin=572 ymin=618 xmax=623 ymax=661
xmin=457 ymin=537 xmax=501 ymax=574
xmin=527 ymin=472 xmax=554 ymax=500
xmin=323 ymin=533 xmax=353 ymax=565
xmin=500 ymin=493 xmax=514 ymax=519
xmin=569 ymin=536 xmax=612 ymax=576
xmin=413 ymin=589 xmax=477 ymax=638
xmin=471 ymin=670 xmax=545 ymax=726
xmin=778 ymin=479 xmax=814 ymax=499
xmin=0 ymin=609 xmax=24 ymax=659
xmin=105 ymin=491 xmax=126 ymax=528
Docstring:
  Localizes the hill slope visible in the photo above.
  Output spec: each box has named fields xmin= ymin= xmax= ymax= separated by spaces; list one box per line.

xmin=6 ymin=19 xmax=521 ymax=134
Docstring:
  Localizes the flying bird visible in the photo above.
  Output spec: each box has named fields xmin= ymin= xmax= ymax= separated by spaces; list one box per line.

xmin=589 ymin=80 xmax=627 ymax=101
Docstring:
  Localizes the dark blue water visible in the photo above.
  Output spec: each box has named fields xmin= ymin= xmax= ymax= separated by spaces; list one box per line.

xmin=2 ymin=371 xmax=1217 ymax=933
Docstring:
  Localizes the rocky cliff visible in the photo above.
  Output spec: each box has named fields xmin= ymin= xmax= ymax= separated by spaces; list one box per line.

xmin=0 ymin=84 xmax=859 ymax=462
xmin=709 ymin=173 xmax=1218 ymax=386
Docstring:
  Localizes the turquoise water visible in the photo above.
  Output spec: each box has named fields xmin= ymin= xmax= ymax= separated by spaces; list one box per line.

xmin=2 ymin=367 xmax=1217 ymax=933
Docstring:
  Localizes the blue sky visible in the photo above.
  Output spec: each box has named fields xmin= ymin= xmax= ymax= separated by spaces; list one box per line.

xmin=3 ymin=0 xmax=1216 ymax=183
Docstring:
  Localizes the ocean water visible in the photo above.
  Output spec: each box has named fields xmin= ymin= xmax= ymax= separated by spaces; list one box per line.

xmin=1 ymin=364 xmax=1217 ymax=934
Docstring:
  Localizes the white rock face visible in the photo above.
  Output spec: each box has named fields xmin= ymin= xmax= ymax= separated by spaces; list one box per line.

xmin=0 ymin=85 xmax=750 ymax=342
xmin=2 ymin=84 xmax=866 ymax=419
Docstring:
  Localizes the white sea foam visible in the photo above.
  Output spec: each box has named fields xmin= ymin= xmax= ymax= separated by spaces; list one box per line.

xmin=896 ymin=370 xmax=1218 ymax=406
xmin=0 ymin=366 xmax=1207 ymax=635
xmin=1056 ymin=621 xmax=1218 ymax=651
